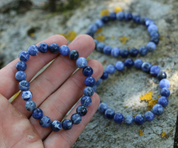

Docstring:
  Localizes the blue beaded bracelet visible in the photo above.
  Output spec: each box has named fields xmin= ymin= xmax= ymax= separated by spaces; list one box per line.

xmin=86 ymin=10 xmax=159 ymax=58
xmin=16 ymin=43 xmax=96 ymax=132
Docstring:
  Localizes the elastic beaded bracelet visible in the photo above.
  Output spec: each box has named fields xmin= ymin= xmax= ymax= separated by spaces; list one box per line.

xmin=86 ymin=11 xmax=159 ymax=58
xmin=94 ymin=58 xmax=170 ymax=125
xmin=16 ymin=43 xmax=96 ymax=132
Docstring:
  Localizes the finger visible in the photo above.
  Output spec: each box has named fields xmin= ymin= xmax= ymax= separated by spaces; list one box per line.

xmin=13 ymin=34 xmax=95 ymax=116
xmin=0 ymin=35 xmax=68 ymax=99
xmin=44 ymin=93 xmax=100 ymax=148
xmin=30 ymin=59 xmax=103 ymax=139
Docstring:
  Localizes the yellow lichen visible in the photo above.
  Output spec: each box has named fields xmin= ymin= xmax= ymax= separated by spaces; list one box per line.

xmin=139 ymin=130 xmax=144 ymax=136
xmin=96 ymin=28 xmax=103 ymax=34
xmin=114 ymin=7 xmax=122 ymax=13
xmin=100 ymin=9 xmax=109 ymax=16
xmin=160 ymin=36 xmax=164 ymax=40
xmin=161 ymin=131 xmax=166 ymax=137
xmin=119 ymin=36 xmax=129 ymax=44
xmin=60 ymin=31 xmax=77 ymax=42
xmin=29 ymin=33 xmax=35 ymax=37
xmin=95 ymin=35 xmax=105 ymax=42
xmin=111 ymin=36 xmax=115 ymax=39
xmin=133 ymin=114 xmax=136 ymax=118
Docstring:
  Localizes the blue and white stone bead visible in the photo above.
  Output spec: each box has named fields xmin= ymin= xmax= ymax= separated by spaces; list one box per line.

xmin=104 ymin=108 xmax=115 ymax=119
xmin=76 ymin=57 xmax=87 ymax=68
xmin=146 ymin=42 xmax=156 ymax=52
xmin=59 ymin=45 xmax=70 ymax=56
xmin=32 ymin=108 xmax=43 ymax=119
xmin=158 ymin=96 xmax=169 ymax=107
xmin=160 ymin=87 xmax=170 ymax=97
xmin=152 ymin=104 xmax=163 ymax=115
xmin=124 ymin=115 xmax=133 ymax=125
xmin=101 ymin=71 xmax=109 ymax=80
xmin=38 ymin=42 xmax=49 ymax=53
xmin=51 ymin=120 xmax=62 ymax=132
xmin=134 ymin=114 xmax=145 ymax=125
xmin=81 ymin=96 xmax=92 ymax=107
xmin=115 ymin=61 xmax=125 ymax=71
xmin=19 ymin=51 xmax=30 ymax=62
xmin=114 ymin=113 xmax=124 ymax=123
xmin=106 ymin=64 xmax=116 ymax=74
xmin=111 ymin=47 xmax=120 ymax=57
xmin=98 ymin=102 xmax=108 ymax=113
xmin=150 ymin=65 xmax=160 ymax=76
xmin=71 ymin=113 xmax=82 ymax=124
xmin=15 ymin=71 xmax=26 ymax=81
xmin=103 ymin=45 xmax=112 ymax=55
xmin=28 ymin=45 xmax=39 ymax=56
xmin=144 ymin=111 xmax=155 ymax=121
xmin=22 ymin=90 xmax=32 ymax=101
xmin=39 ymin=116 xmax=51 ymax=128
xmin=62 ymin=119 xmax=73 ymax=130
xmin=19 ymin=80 xmax=30 ymax=91
xmin=134 ymin=59 xmax=143 ymax=69
xmin=25 ymin=100 xmax=36 ymax=111
xmin=84 ymin=76 xmax=95 ymax=87
xmin=83 ymin=87 xmax=94 ymax=97
xmin=16 ymin=61 xmax=27 ymax=71
xmin=159 ymin=79 xmax=170 ymax=88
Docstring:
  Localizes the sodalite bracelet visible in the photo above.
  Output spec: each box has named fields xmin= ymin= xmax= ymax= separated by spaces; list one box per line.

xmin=86 ymin=11 xmax=159 ymax=58
xmin=16 ymin=43 xmax=96 ymax=131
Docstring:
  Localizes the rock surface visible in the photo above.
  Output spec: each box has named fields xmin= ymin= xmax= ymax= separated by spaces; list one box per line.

xmin=1 ymin=0 xmax=178 ymax=147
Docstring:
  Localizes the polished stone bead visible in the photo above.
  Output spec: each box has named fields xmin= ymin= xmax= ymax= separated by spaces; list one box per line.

xmin=88 ymin=24 xmax=98 ymax=34
xmin=148 ymin=24 xmax=158 ymax=33
xmin=103 ymin=45 xmax=111 ymax=55
xmin=134 ymin=114 xmax=145 ymax=125
xmin=152 ymin=104 xmax=163 ymax=115
xmin=76 ymin=57 xmax=87 ymax=68
xmin=134 ymin=59 xmax=143 ymax=69
xmin=106 ymin=64 xmax=116 ymax=74
xmin=116 ymin=11 xmax=125 ymax=21
xmin=32 ymin=108 xmax=43 ymax=119
xmin=150 ymin=31 xmax=159 ymax=38
xmin=39 ymin=116 xmax=51 ymax=128
xmin=59 ymin=45 xmax=70 ymax=56
xmin=81 ymin=96 xmax=92 ymax=107
xmin=130 ymin=48 xmax=138 ymax=57
xmin=133 ymin=15 xmax=140 ymax=23
xmin=124 ymin=58 xmax=134 ymax=68
xmin=101 ymin=16 xmax=109 ymax=23
xmin=62 ymin=119 xmax=73 ymax=130
xmin=146 ymin=42 xmax=156 ymax=52
xmin=96 ymin=42 xmax=105 ymax=52
xmin=114 ymin=113 xmax=124 ymax=123
xmin=120 ymin=49 xmax=129 ymax=58
xmin=111 ymin=47 xmax=120 ymax=57
xmin=16 ymin=61 xmax=27 ymax=71
xmin=38 ymin=42 xmax=49 ymax=53
xmin=94 ymin=39 xmax=99 ymax=49
xmin=141 ymin=62 xmax=151 ymax=72
xmin=150 ymin=65 xmax=160 ymax=76
xmin=49 ymin=43 xmax=59 ymax=54
xmin=105 ymin=108 xmax=115 ymax=119
xmin=84 ymin=76 xmax=95 ymax=87
xmin=92 ymin=85 xmax=97 ymax=92
xmin=25 ymin=100 xmax=36 ymax=111
xmin=83 ymin=87 xmax=94 ymax=97
xmin=159 ymin=79 xmax=170 ymax=88
xmin=69 ymin=50 xmax=79 ymax=60
xmin=158 ymin=96 xmax=169 ymax=107
xmin=82 ymin=66 xmax=93 ymax=77
xmin=124 ymin=115 xmax=133 ymax=125
xmin=19 ymin=51 xmax=30 ymax=62
xmin=101 ymin=71 xmax=109 ymax=80
xmin=157 ymin=71 xmax=167 ymax=81
xmin=161 ymin=88 xmax=170 ymax=97
xmin=95 ymin=19 xmax=104 ymax=28
xmin=124 ymin=12 xmax=132 ymax=21
xmin=19 ymin=80 xmax=30 ymax=91
xmin=76 ymin=105 xmax=87 ymax=116
xmin=28 ymin=45 xmax=38 ymax=56
xmin=71 ymin=113 xmax=82 ymax=124
xmin=140 ymin=17 xmax=147 ymax=25
xmin=98 ymin=103 xmax=108 ymax=113
xmin=109 ymin=12 xmax=116 ymax=20
xmin=115 ymin=61 xmax=125 ymax=71
xmin=22 ymin=90 xmax=32 ymax=101
xmin=144 ymin=111 xmax=155 ymax=121
xmin=95 ymin=78 xmax=101 ymax=86
xmin=15 ymin=71 xmax=26 ymax=81
xmin=145 ymin=19 xmax=155 ymax=27
xmin=150 ymin=36 xmax=159 ymax=44
xmin=139 ymin=46 xmax=148 ymax=56
xmin=86 ymin=31 xmax=94 ymax=38
xmin=51 ymin=120 xmax=62 ymax=132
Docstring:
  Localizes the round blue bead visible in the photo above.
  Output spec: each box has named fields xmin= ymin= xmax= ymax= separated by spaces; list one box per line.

xmin=140 ymin=17 xmax=147 ymax=25
xmin=159 ymin=79 xmax=170 ymax=88
xmin=94 ymin=39 xmax=99 ymax=49
xmin=161 ymin=88 xmax=170 ymax=97
xmin=101 ymin=71 xmax=109 ymax=80
xmin=32 ymin=108 xmax=43 ymax=119
xmin=76 ymin=105 xmax=87 ymax=116
xmin=28 ymin=45 xmax=38 ymax=56
xmin=109 ymin=12 xmax=116 ymax=20
xmin=116 ymin=11 xmax=125 ymax=21
xmin=62 ymin=119 xmax=73 ymax=130
xmin=92 ymin=85 xmax=97 ymax=92
xmin=19 ymin=51 xmax=30 ymax=62
xmin=83 ymin=86 xmax=94 ymax=97
xmin=144 ymin=111 xmax=155 ymax=121
xmin=39 ymin=116 xmax=51 ymax=128
xmin=106 ymin=64 xmax=116 ymax=74
xmin=115 ymin=61 xmax=125 ymax=71
xmin=59 ymin=45 xmax=70 ymax=56
xmin=134 ymin=59 xmax=143 ymax=69
xmin=133 ymin=15 xmax=140 ymax=23
xmin=96 ymin=42 xmax=105 ymax=52
xmin=25 ymin=100 xmax=36 ymax=111
xmin=15 ymin=71 xmax=26 ymax=81
xmin=95 ymin=19 xmax=104 ymax=28
xmin=84 ymin=76 xmax=95 ymax=87
xmin=134 ymin=114 xmax=145 ymax=125
xmin=158 ymin=96 xmax=169 ymax=107
xmin=139 ymin=46 xmax=148 ymax=56
xmin=150 ymin=31 xmax=159 ymax=38
xmin=124 ymin=58 xmax=134 ymax=68
xmin=103 ymin=45 xmax=112 ymax=55
xmin=111 ymin=47 xmax=120 ymax=57
xmin=101 ymin=16 xmax=109 ymax=23
xmin=95 ymin=78 xmax=101 ymax=86
xmin=81 ymin=96 xmax=92 ymax=107
xmin=146 ymin=42 xmax=156 ymax=52
xmin=98 ymin=103 xmax=108 ymax=113
xmin=145 ymin=19 xmax=155 ymax=27
xmin=49 ymin=43 xmax=59 ymax=54
xmin=124 ymin=115 xmax=133 ymax=125
xmin=148 ymin=24 xmax=158 ymax=33
xmin=130 ymin=48 xmax=138 ymax=57
xmin=114 ymin=113 xmax=124 ymax=123
xmin=22 ymin=90 xmax=32 ymax=101
xmin=82 ymin=66 xmax=93 ymax=77
xmin=76 ymin=57 xmax=87 ymax=68
xmin=152 ymin=104 xmax=163 ymax=115
xmin=105 ymin=108 xmax=115 ymax=119
xmin=141 ymin=62 xmax=151 ymax=72
xmin=16 ymin=61 xmax=27 ymax=71
xmin=150 ymin=65 xmax=161 ymax=76
xmin=157 ymin=71 xmax=167 ymax=81
xmin=38 ymin=42 xmax=49 ymax=53
xmin=51 ymin=120 xmax=62 ymax=132
xmin=69 ymin=50 xmax=79 ymax=60
xmin=88 ymin=24 xmax=98 ymax=34
xmin=151 ymin=36 xmax=159 ymax=44
xmin=120 ymin=49 xmax=129 ymax=58
xmin=124 ymin=13 xmax=132 ymax=21
xmin=86 ymin=31 xmax=94 ymax=38
xmin=19 ymin=80 xmax=30 ymax=91
xmin=71 ymin=113 xmax=82 ymax=124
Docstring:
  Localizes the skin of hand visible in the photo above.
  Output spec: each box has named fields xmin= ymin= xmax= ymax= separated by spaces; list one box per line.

xmin=0 ymin=34 xmax=103 ymax=148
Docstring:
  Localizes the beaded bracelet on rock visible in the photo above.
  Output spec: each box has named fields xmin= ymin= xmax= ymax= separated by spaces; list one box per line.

xmin=86 ymin=11 xmax=159 ymax=58
xmin=15 ymin=43 xmax=96 ymax=131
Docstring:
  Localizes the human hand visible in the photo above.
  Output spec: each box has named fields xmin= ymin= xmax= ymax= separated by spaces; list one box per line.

xmin=0 ymin=35 xmax=103 ymax=148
